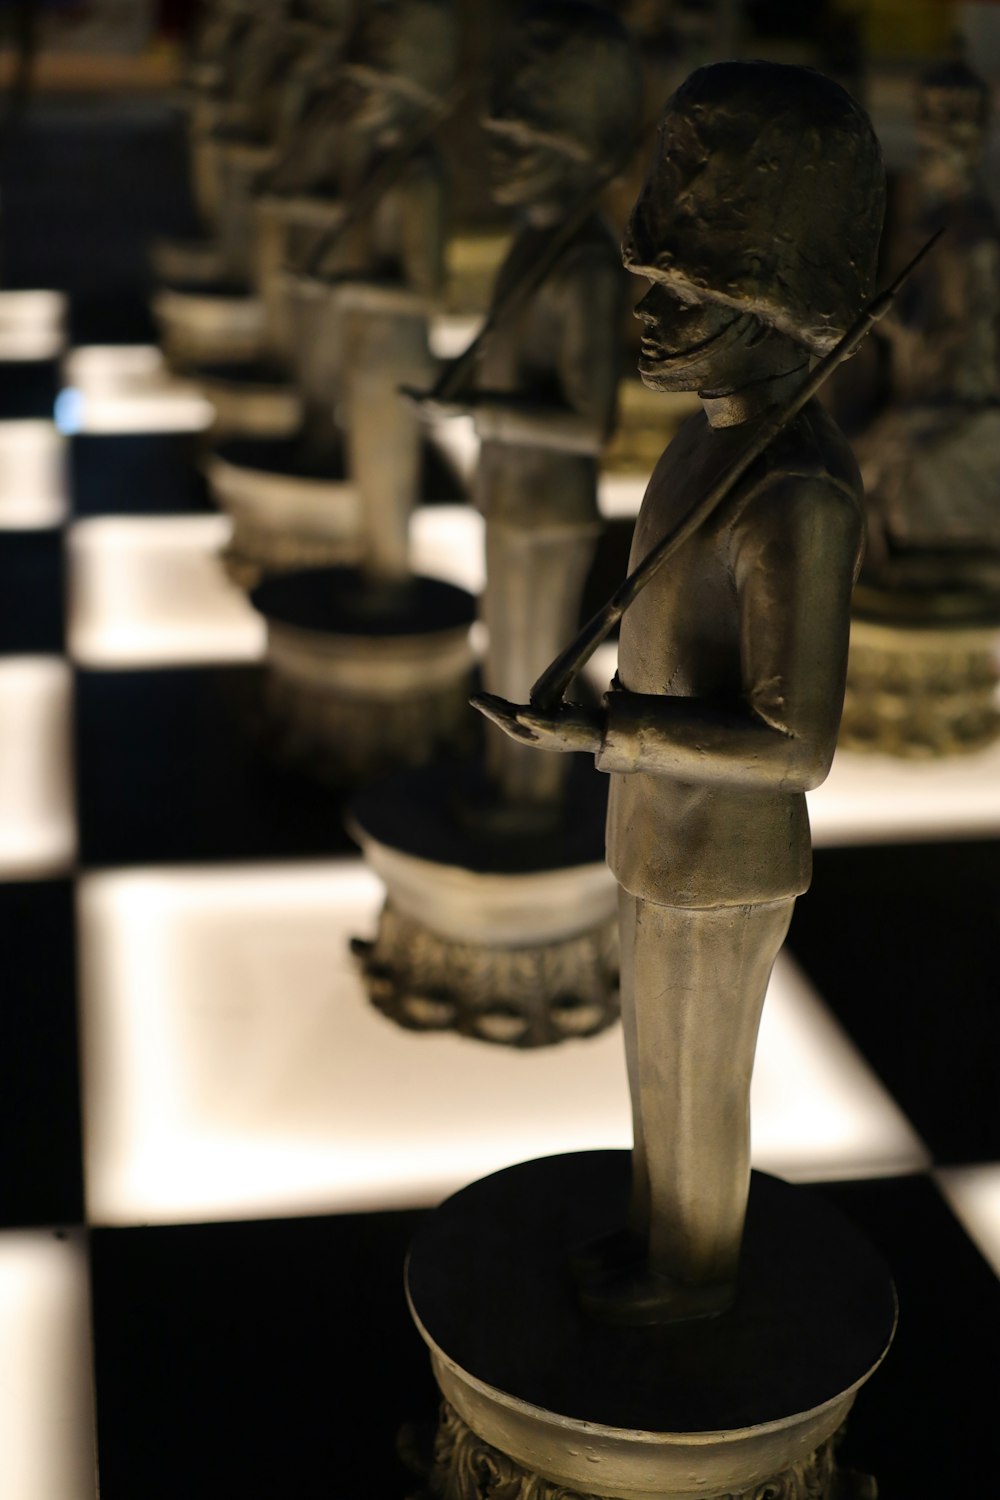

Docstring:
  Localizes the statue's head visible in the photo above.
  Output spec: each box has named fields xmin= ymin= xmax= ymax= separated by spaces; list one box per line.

xmin=916 ymin=60 xmax=990 ymax=199
xmin=340 ymin=0 xmax=458 ymax=134
xmin=485 ymin=1 xmax=641 ymax=208
xmin=624 ymin=62 xmax=885 ymax=392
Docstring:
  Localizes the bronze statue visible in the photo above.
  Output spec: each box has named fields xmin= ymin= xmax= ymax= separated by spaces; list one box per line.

xmin=414 ymin=0 xmax=641 ymax=811
xmin=478 ymin=61 xmax=885 ymax=1321
xmin=348 ymin=2 xmax=640 ymax=1047
xmin=321 ymin=0 xmax=457 ymax=584
xmin=838 ymin=59 xmax=1000 ymax=757
xmin=858 ymin=60 xmax=1000 ymax=589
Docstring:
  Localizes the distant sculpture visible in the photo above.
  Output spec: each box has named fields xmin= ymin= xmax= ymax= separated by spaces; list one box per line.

xmin=478 ymin=62 xmax=885 ymax=1320
xmin=415 ymin=0 xmax=640 ymax=811
xmin=321 ymin=0 xmax=457 ymax=585
xmin=858 ymin=60 xmax=1000 ymax=589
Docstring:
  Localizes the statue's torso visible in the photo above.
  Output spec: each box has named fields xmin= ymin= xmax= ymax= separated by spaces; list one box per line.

xmin=475 ymin=215 xmax=621 ymax=529
xmin=607 ymin=400 xmax=863 ymax=908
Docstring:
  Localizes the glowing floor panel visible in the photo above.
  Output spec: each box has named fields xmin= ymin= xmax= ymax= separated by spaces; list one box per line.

xmin=0 ymin=421 xmax=68 ymax=529
xmin=809 ymin=739 xmax=1000 ymax=845
xmin=67 ymin=507 xmax=484 ymax=669
xmin=0 ymin=1229 xmax=97 ymax=1500
xmin=937 ymin=1165 xmax=1000 ymax=1278
xmin=0 ymin=658 xmax=75 ymax=878
xmin=68 ymin=515 xmax=265 ymax=667
xmin=59 ymin=346 xmax=213 ymax=434
xmin=79 ymin=859 xmax=926 ymax=1227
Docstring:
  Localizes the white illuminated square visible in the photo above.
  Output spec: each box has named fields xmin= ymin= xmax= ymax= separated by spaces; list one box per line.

xmin=0 ymin=657 xmax=75 ymax=878
xmin=0 ymin=289 xmax=66 ymax=360
xmin=937 ymin=1165 xmax=1000 ymax=1278
xmin=68 ymin=515 xmax=265 ymax=668
xmin=809 ymin=739 xmax=1000 ymax=845
xmin=0 ymin=1229 xmax=97 ymax=1500
xmin=60 ymin=346 xmax=213 ymax=434
xmin=79 ymin=859 xmax=926 ymax=1227
xmin=410 ymin=503 xmax=485 ymax=596
xmin=0 ymin=422 xmax=67 ymax=529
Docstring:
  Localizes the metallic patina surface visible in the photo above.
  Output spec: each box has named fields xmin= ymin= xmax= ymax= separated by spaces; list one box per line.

xmin=477 ymin=61 xmax=886 ymax=1323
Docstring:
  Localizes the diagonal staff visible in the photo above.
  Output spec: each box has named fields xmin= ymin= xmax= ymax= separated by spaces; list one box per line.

xmin=517 ymin=229 xmax=943 ymax=713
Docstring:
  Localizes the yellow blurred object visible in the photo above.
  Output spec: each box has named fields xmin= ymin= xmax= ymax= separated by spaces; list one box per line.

xmin=844 ymin=0 xmax=959 ymax=58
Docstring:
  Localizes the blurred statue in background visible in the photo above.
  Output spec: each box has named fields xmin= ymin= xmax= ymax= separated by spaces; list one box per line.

xmin=348 ymin=2 xmax=642 ymax=1049
xmin=859 ymin=60 xmax=1000 ymax=588
xmin=842 ymin=59 xmax=1000 ymax=756
xmin=318 ymin=0 xmax=456 ymax=586
xmin=478 ymin=61 xmax=885 ymax=1320
xmin=415 ymin=0 xmax=640 ymax=815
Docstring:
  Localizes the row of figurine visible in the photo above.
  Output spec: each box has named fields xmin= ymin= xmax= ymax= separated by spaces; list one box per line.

xmin=146 ymin=0 xmax=1000 ymax=1058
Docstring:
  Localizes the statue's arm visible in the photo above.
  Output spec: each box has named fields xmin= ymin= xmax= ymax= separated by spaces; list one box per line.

xmin=327 ymin=159 xmax=445 ymax=313
xmin=596 ymin=478 xmax=862 ymax=791
xmin=473 ymin=249 xmax=622 ymax=454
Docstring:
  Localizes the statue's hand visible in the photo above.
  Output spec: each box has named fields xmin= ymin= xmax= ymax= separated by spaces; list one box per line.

xmin=471 ymin=693 xmax=603 ymax=754
xmin=399 ymin=385 xmax=472 ymax=422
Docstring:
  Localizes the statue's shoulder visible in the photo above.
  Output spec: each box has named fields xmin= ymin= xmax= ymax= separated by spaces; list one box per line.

xmin=759 ymin=401 xmax=862 ymax=502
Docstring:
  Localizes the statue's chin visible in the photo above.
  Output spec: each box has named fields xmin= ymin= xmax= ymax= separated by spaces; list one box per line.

xmin=638 ymin=363 xmax=701 ymax=393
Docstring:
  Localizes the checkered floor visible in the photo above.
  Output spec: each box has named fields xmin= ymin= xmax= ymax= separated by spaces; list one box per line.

xmin=0 ymin=101 xmax=998 ymax=1500
xmin=1 ymin=345 xmax=997 ymax=1499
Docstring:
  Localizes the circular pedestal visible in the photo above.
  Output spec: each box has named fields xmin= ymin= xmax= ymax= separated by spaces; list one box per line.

xmin=842 ymin=584 xmax=1000 ymax=757
xmin=195 ymin=359 xmax=301 ymax=441
xmin=150 ymin=235 xmax=230 ymax=288
xmin=152 ymin=281 xmax=266 ymax=368
xmin=251 ymin=568 xmax=477 ymax=782
xmin=348 ymin=761 xmax=619 ymax=1047
xmin=408 ymin=1153 xmax=895 ymax=1499
xmin=205 ymin=437 xmax=361 ymax=586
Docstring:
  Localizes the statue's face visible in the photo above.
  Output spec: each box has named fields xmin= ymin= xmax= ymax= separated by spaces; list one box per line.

xmin=634 ymin=281 xmax=744 ymax=391
xmin=484 ymin=116 xmax=589 ymax=207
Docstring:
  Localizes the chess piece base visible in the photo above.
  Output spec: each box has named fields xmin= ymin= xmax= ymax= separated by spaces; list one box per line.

xmin=195 ymin=359 xmax=302 ymax=441
xmin=206 ymin=439 xmax=361 ymax=588
xmin=152 ymin=282 xmax=266 ymax=369
xmin=408 ymin=1152 xmax=895 ymax=1499
xmin=150 ymin=235 xmax=230 ymax=288
xmin=251 ymin=568 xmax=477 ymax=783
xmin=842 ymin=584 xmax=1000 ymax=757
xmin=348 ymin=761 xmax=618 ymax=1047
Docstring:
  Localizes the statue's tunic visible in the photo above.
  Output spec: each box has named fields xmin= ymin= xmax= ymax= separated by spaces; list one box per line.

xmin=601 ymin=400 xmax=865 ymax=908
xmin=475 ymin=213 xmax=623 ymax=801
xmin=474 ymin=213 xmax=622 ymax=530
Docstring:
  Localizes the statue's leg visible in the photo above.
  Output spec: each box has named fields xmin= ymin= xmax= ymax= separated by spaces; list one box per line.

xmin=345 ymin=310 xmax=431 ymax=585
xmin=482 ymin=517 xmax=600 ymax=807
xmin=586 ymin=890 xmax=793 ymax=1322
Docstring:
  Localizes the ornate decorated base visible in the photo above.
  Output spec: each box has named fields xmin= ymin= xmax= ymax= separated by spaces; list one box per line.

xmin=152 ymin=281 xmax=267 ymax=369
xmin=407 ymin=1152 xmax=895 ymax=1500
xmin=348 ymin=762 xmax=618 ymax=1047
xmin=250 ymin=568 xmax=477 ymax=783
xmin=205 ymin=437 xmax=362 ymax=589
xmin=842 ymin=584 xmax=1000 ymax=757
xmin=194 ymin=359 xmax=302 ymax=441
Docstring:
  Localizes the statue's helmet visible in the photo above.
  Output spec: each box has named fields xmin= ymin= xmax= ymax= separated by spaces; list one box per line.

xmin=624 ymin=62 xmax=886 ymax=356
xmin=489 ymin=1 xmax=642 ymax=174
xmin=343 ymin=0 xmax=458 ymax=110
